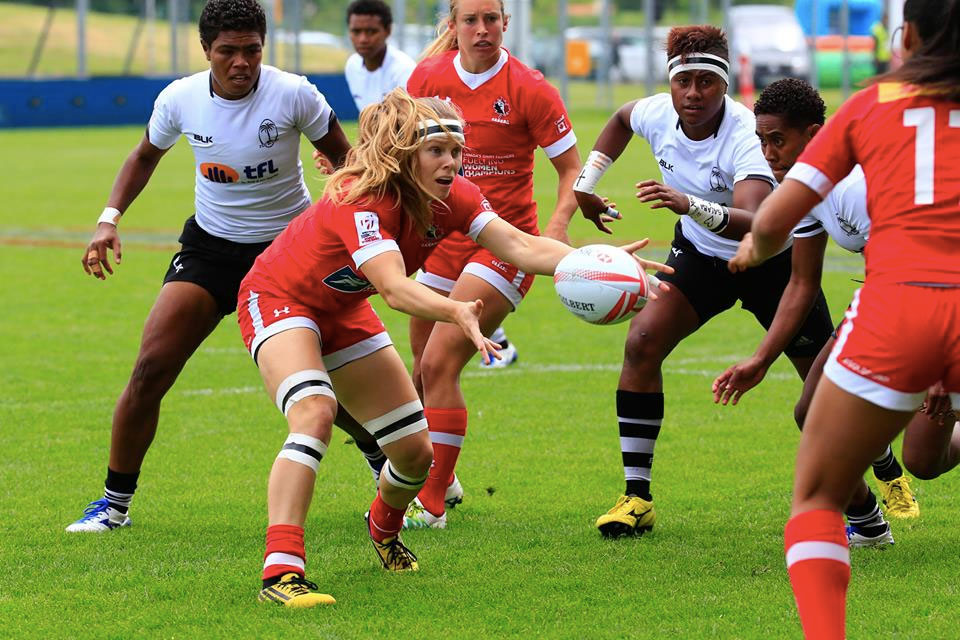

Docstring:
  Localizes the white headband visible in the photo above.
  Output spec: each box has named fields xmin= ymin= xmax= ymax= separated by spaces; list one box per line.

xmin=667 ymin=52 xmax=730 ymax=84
xmin=418 ymin=118 xmax=465 ymax=143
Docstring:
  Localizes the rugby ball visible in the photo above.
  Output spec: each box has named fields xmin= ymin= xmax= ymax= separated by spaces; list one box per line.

xmin=553 ymin=245 xmax=652 ymax=325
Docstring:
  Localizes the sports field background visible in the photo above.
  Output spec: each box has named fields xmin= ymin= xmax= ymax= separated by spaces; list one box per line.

xmin=1 ymin=105 xmax=957 ymax=638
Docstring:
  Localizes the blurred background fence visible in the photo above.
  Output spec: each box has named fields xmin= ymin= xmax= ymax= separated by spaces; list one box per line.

xmin=0 ymin=0 xmax=903 ymax=127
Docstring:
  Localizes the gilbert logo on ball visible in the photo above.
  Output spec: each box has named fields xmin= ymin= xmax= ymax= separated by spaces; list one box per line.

xmin=553 ymin=245 xmax=652 ymax=325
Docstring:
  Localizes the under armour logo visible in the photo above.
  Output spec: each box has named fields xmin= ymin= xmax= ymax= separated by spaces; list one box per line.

xmin=172 ymin=256 xmax=184 ymax=272
xmin=671 ymin=247 xmax=682 ymax=258
xmin=273 ymin=306 xmax=290 ymax=317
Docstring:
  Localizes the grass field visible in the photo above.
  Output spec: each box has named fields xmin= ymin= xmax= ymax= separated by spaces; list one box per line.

xmin=1 ymin=110 xmax=956 ymax=639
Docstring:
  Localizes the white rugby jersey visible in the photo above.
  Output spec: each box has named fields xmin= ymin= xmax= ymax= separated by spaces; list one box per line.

xmin=630 ymin=94 xmax=777 ymax=260
xmin=148 ymin=65 xmax=333 ymax=243
xmin=792 ymin=165 xmax=869 ymax=253
xmin=344 ymin=44 xmax=416 ymax=112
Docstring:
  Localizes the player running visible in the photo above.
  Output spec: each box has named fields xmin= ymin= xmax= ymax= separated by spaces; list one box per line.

xmin=67 ymin=0 xmax=382 ymax=533
xmin=240 ymin=89 xmax=669 ymax=606
xmin=574 ymin=25 xmax=835 ymax=538
xmin=712 ymin=78 xmax=920 ymax=545
xmin=402 ymin=0 xmax=582 ymax=527
xmin=727 ymin=1 xmax=960 ymax=636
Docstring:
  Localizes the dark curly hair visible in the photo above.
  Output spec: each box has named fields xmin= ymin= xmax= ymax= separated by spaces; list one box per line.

xmin=199 ymin=0 xmax=267 ymax=46
xmin=754 ymin=78 xmax=826 ymax=130
xmin=666 ymin=25 xmax=728 ymax=62
xmin=346 ymin=0 xmax=393 ymax=30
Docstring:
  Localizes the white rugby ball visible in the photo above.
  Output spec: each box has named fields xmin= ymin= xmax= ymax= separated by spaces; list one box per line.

xmin=553 ymin=244 xmax=652 ymax=325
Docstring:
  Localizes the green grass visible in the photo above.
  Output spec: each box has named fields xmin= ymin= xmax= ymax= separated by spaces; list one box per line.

xmin=0 ymin=111 xmax=955 ymax=639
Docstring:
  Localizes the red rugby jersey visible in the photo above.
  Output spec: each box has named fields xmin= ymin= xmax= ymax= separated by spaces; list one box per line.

xmin=246 ymin=176 xmax=498 ymax=310
xmin=407 ymin=49 xmax=576 ymax=234
xmin=788 ymin=83 xmax=960 ymax=286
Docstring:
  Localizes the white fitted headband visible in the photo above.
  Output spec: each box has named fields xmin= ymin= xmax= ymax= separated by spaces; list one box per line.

xmin=667 ymin=52 xmax=730 ymax=84
xmin=418 ymin=118 xmax=465 ymax=143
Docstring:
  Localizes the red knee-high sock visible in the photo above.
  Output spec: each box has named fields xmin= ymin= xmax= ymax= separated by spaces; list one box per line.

xmin=263 ymin=523 xmax=306 ymax=583
xmin=785 ymin=509 xmax=850 ymax=640
xmin=417 ymin=408 xmax=467 ymax=516
xmin=368 ymin=491 xmax=406 ymax=543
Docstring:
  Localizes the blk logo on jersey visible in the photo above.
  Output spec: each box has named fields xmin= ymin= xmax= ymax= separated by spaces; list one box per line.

xmin=192 ymin=133 xmax=213 ymax=144
xmin=555 ymin=115 xmax=569 ymax=134
xmin=710 ymin=166 xmax=728 ymax=192
xmin=259 ymin=119 xmax=279 ymax=148
xmin=322 ymin=265 xmax=375 ymax=293
xmin=659 ymin=158 xmax=674 ymax=172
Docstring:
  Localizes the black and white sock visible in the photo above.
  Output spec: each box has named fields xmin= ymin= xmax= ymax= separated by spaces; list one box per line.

xmin=617 ymin=390 xmax=663 ymax=501
xmin=355 ymin=439 xmax=386 ymax=482
xmin=104 ymin=467 xmax=139 ymax=514
xmin=871 ymin=445 xmax=903 ymax=482
xmin=845 ymin=490 xmax=887 ymax=534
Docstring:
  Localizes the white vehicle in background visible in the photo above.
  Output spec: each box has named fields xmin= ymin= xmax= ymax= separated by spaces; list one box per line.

xmin=728 ymin=4 xmax=812 ymax=90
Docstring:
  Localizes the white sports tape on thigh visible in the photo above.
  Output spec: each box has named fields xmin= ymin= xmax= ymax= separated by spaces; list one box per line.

xmin=382 ymin=460 xmax=428 ymax=491
xmin=274 ymin=369 xmax=335 ymax=416
xmin=362 ymin=399 xmax=428 ymax=447
xmin=276 ymin=433 xmax=328 ymax=472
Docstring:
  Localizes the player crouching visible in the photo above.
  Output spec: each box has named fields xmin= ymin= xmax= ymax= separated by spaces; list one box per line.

xmin=238 ymin=89 xmax=672 ymax=606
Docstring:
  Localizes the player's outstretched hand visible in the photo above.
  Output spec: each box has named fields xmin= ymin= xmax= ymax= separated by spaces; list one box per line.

xmin=712 ymin=356 xmax=769 ymax=405
xmin=453 ymin=298 xmax=501 ymax=365
xmin=919 ymin=381 xmax=955 ymax=425
xmin=574 ymin=191 xmax=621 ymax=235
xmin=635 ymin=180 xmax=689 ymax=215
xmin=82 ymin=223 xmax=122 ymax=280
xmin=728 ymin=232 xmax=764 ymax=273
xmin=618 ymin=238 xmax=673 ymax=301
xmin=312 ymin=149 xmax=335 ymax=174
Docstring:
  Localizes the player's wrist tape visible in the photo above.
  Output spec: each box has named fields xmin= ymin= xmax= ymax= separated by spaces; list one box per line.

xmin=573 ymin=150 xmax=613 ymax=194
xmin=98 ymin=207 xmax=122 ymax=226
xmin=686 ymin=195 xmax=729 ymax=233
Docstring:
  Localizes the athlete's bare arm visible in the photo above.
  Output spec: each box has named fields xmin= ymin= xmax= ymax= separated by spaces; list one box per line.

xmin=82 ymin=136 xmax=169 ymax=279
xmin=542 ymin=146 xmax=582 ymax=245
xmin=574 ymin=101 xmax=638 ymax=234
xmin=714 ymin=232 xmax=828 ymax=405
xmin=310 ymin=117 xmax=351 ymax=170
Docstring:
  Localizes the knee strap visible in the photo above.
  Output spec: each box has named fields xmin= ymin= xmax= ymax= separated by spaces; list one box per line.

xmin=382 ymin=460 xmax=428 ymax=491
xmin=276 ymin=433 xmax=328 ymax=472
xmin=275 ymin=369 xmax=335 ymax=416
xmin=362 ymin=399 xmax=428 ymax=447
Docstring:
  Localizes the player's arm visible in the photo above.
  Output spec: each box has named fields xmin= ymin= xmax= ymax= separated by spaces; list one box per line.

xmin=713 ymin=232 xmax=827 ymax=405
xmin=82 ymin=135 xmax=169 ymax=280
xmin=360 ymin=250 xmax=500 ymax=364
xmin=542 ymin=146 xmax=582 ymax=245
xmin=573 ymin=100 xmax=638 ymax=234
xmin=729 ymin=179 xmax=824 ymax=271
xmin=476 ymin=217 xmax=672 ymax=282
xmin=633 ymin=176 xmax=772 ymax=241
xmin=310 ymin=117 xmax=351 ymax=172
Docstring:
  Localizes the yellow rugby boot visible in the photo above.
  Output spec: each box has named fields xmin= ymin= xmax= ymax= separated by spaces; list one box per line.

xmin=875 ymin=475 xmax=919 ymax=518
xmin=258 ymin=573 xmax=336 ymax=608
xmin=595 ymin=495 xmax=656 ymax=538
xmin=370 ymin=533 xmax=420 ymax=571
